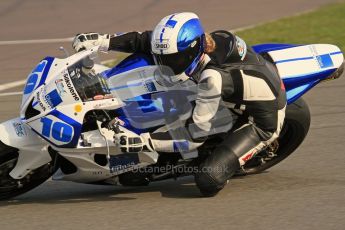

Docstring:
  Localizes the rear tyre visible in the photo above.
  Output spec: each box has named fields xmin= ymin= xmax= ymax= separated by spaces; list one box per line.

xmin=0 ymin=142 xmax=53 ymax=200
xmin=240 ymin=97 xmax=311 ymax=175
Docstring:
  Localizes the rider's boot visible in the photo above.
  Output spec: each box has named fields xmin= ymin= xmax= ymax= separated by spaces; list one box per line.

xmin=195 ymin=146 xmax=240 ymax=197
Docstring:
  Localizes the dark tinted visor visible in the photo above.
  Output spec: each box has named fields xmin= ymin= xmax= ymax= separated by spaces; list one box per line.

xmin=153 ymin=38 xmax=201 ymax=75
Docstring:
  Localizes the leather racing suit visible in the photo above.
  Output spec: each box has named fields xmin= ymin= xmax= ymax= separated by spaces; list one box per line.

xmin=107 ymin=30 xmax=287 ymax=190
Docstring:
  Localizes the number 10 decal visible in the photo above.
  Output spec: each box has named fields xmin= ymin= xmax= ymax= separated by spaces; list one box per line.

xmin=40 ymin=117 xmax=73 ymax=143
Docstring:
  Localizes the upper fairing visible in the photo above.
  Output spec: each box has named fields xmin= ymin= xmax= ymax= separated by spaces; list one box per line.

xmin=20 ymin=49 xmax=122 ymax=148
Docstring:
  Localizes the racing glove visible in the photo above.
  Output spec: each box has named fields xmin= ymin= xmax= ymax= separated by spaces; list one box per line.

xmin=72 ymin=32 xmax=110 ymax=52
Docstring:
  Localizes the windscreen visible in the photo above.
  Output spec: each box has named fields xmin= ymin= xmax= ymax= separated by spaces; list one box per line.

xmin=67 ymin=56 xmax=111 ymax=101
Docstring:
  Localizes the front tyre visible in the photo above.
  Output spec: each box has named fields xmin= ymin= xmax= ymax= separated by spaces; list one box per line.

xmin=0 ymin=142 xmax=53 ymax=200
xmin=240 ymin=97 xmax=311 ymax=174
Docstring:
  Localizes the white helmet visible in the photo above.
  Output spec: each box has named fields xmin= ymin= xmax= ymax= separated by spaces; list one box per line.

xmin=151 ymin=12 xmax=206 ymax=82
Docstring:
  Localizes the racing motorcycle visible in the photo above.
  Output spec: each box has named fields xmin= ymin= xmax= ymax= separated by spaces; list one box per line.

xmin=0 ymin=43 xmax=343 ymax=200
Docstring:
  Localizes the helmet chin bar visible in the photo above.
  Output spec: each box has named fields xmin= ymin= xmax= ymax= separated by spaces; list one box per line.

xmin=187 ymin=53 xmax=206 ymax=75
xmin=153 ymin=53 xmax=207 ymax=85
xmin=152 ymin=41 xmax=207 ymax=85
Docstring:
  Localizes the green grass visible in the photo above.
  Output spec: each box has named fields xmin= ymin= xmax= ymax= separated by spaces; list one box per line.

xmin=237 ymin=1 xmax=345 ymax=51
xmin=105 ymin=2 xmax=345 ymax=67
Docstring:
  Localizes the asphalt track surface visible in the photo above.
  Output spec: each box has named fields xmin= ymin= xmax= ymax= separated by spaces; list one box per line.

xmin=0 ymin=1 xmax=344 ymax=230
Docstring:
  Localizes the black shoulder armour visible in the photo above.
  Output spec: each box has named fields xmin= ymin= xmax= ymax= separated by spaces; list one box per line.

xmin=210 ymin=30 xmax=248 ymax=64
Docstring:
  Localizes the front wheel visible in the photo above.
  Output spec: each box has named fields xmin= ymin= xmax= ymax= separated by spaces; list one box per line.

xmin=240 ymin=97 xmax=311 ymax=175
xmin=0 ymin=142 xmax=53 ymax=200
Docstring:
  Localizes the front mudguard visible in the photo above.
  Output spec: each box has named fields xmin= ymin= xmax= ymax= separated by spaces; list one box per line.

xmin=0 ymin=118 xmax=51 ymax=179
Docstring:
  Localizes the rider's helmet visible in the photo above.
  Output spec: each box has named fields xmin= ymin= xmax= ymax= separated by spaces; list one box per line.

xmin=151 ymin=12 xmax=206 ymax=83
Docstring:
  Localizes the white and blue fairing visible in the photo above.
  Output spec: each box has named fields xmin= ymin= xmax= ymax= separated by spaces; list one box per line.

xmin=19 ymin=50 xmax=196 ymax=149
xmin=253 ymin=43 xmax=344 ymax=103
xmin=19 ymin=50 xmax=119 ymax=149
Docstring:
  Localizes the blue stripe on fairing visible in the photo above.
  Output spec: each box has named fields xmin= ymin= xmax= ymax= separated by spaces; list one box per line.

xmin=24 ymin=57 xmax=53 ymax=95
xmin=109 ymin=77 xmax=155 ymax=91
xmin=275 ymin=51 xmax=342 ymax=64
xmin=286 ymin=84 xmax=311 ymax=104
xmin=103 ymin=54 xmax=153 ymax=79
xmin=252 ymin=43 xmax=300 ymax=54
xmin=109 ymin=82 xmax=143 ymax=91
xmin=283 ymin=68 xmax=336 ymax=104
xmin=37 ymin=57 xmax=54 ymax=88
xmin=275 ymin=56 xmax=314 ymax=64
xmin=330 ymin=51 xmax=342 ymax=55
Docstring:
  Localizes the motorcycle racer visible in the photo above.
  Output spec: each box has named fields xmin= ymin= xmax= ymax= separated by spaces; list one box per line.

xmin=72 ymin=12 xmax=286 ymax=196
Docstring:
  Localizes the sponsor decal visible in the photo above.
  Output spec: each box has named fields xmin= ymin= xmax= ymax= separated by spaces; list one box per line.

xmin=173 ymin=141 xmax=189 ymax=152
xmin=12 ymin=122 xmax=27 ymax=137
xmin=36 ymin=88 xmax=62 ymax=111
xmin=36 ymin=90 xmax=47 ymax=111
xmin=241 ymin=150 xmax=256 ymax=163
xmin=309 ymin=45 xmax=334 ymax=69
xmin=235 ymin=36 xmax=247 ymax=61
xmin=110 ymin=162 xmax=135 ymax=173
xmin=45 ymin=89 xmax=63 ymax=108
xmin=155 ymin=39 xmax=170 ymax=50
xmin=93 ymin=100 xmax=114 ymax=109
xmin=109 ymin=154 xmax=139 ymax=173
xmin=144 ymin=80 xmax=157 ymax=92
xmin=40 ymin=117 xmax=73 ymax=143
xmin=316 ymin=54 xmax=334 ymax=69
xmin=74 ymin=104 xmax=82 ymax=113
xmin=63 ymin=72 xmax=80 ymax=101
xmin=55 ymin=79 xmax=67 ymax=96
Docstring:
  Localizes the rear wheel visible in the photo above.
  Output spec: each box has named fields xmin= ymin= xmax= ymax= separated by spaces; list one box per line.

xmin=239 ymin=98 xmax=311 ymax=175
xmin=0 ymin=142 xmax=53 ymax=200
